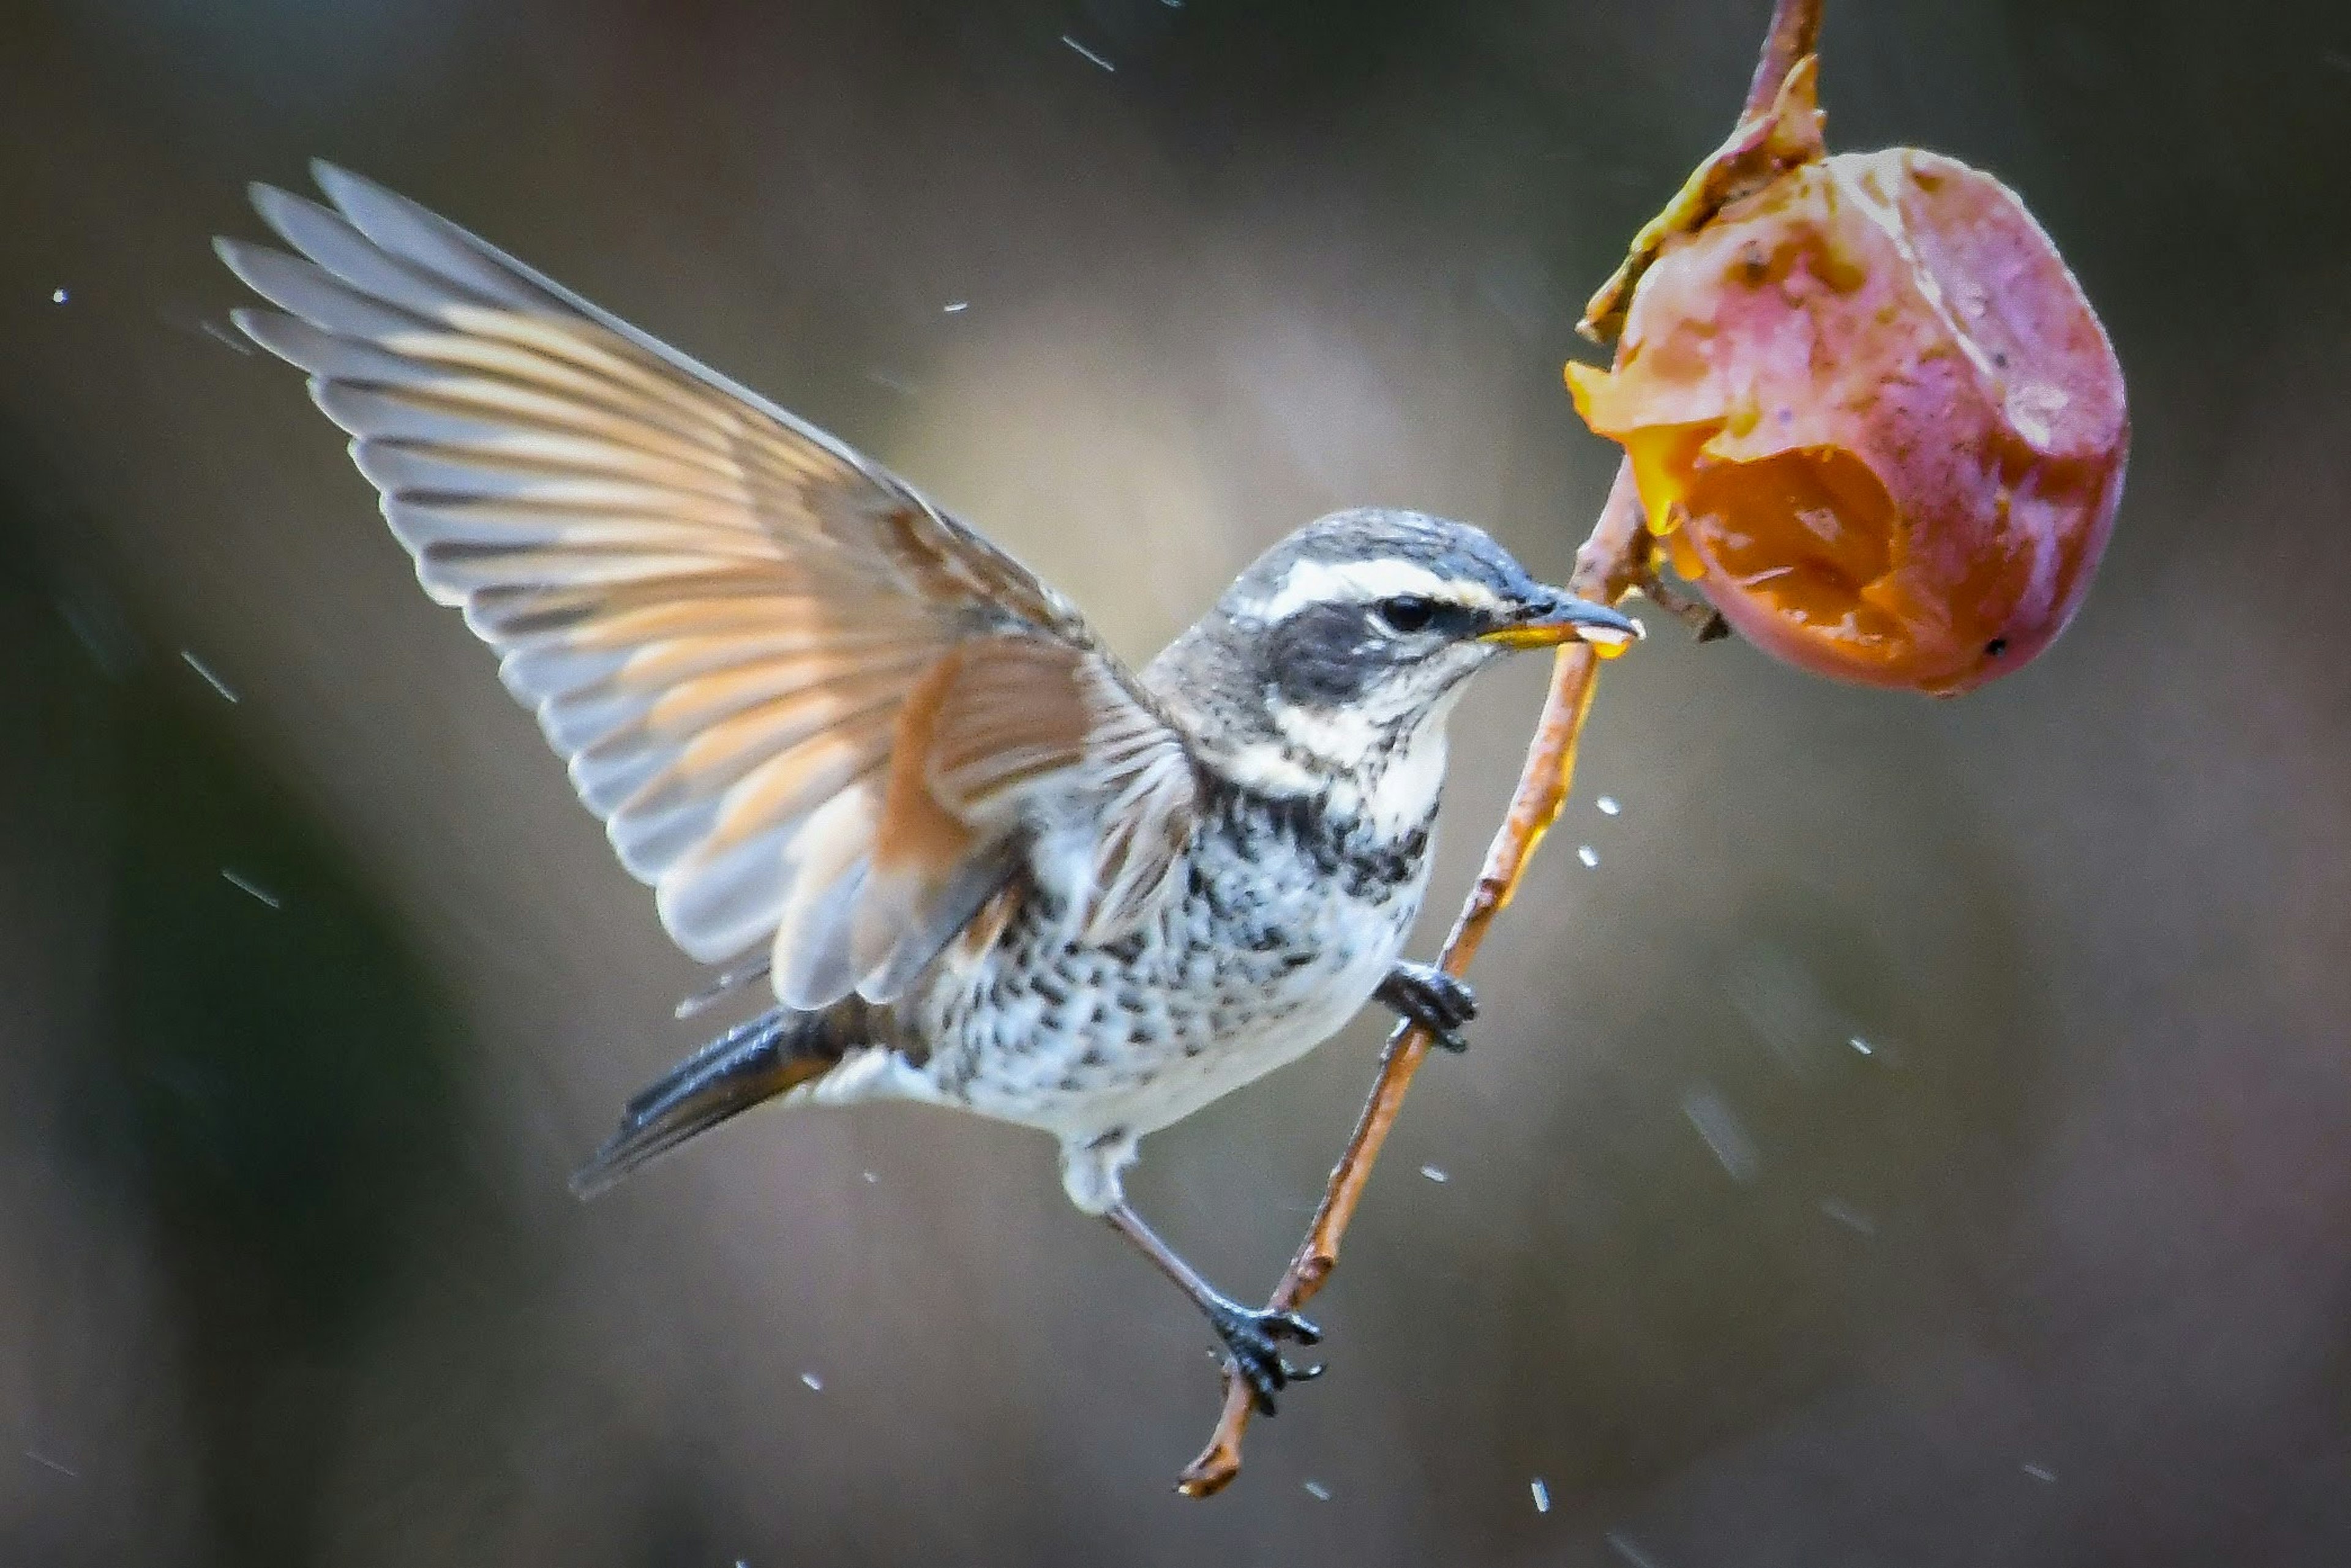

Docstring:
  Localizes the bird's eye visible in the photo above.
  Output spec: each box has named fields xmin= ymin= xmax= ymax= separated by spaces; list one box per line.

xmin=1373 ymin=596 xmax=1437 ymax=635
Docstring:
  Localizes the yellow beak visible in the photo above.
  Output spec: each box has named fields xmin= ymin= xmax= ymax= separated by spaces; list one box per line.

xmin=1477 ymin=590 xmax=1644 ymax=652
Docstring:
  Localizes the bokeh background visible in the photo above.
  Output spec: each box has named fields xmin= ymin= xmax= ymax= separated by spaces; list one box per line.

xmin=4 ymin=1 xmax=2349 ymax=1562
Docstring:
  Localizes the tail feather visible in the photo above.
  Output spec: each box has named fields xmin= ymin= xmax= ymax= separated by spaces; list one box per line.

xmin=570 ymin=1005 xmax=860 ymax=1198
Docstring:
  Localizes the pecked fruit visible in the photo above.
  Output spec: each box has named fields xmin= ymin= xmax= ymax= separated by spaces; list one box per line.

xmin=1565 ymin=59 xmax=2128 ymax=695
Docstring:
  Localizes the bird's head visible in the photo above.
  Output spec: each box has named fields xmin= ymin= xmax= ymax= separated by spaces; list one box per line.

xmin=1153 ymin=509 xmax=1640 ymax=812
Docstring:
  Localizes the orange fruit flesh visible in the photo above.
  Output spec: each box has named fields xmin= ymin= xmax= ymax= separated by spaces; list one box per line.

xmin=1569 ymin=145 xmax=2127 ymax=696
xmin=1685 ymin=446 xmax=1905 ymax=647
xmin=1620 ymin=419 xmax=1911 ymax=662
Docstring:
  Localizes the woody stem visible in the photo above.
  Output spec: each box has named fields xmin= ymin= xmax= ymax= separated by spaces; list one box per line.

xmin=1175 ymin=460 xmax=1648 ymax=1498
xmin=1174 ymin=0 xmax=1823 ymax=1498
xmin=1744 ymin=0 xmax=1824 ymax=121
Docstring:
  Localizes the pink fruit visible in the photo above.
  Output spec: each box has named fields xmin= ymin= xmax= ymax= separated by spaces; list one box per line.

xmin=1567 ymin=61 xmax=2128 ymax=694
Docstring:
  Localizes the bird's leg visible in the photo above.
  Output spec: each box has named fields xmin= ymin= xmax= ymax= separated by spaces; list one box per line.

xmin=1103 ymin=1202 xmax=1323 ymax=1416
xmin=1376 ymin=961 xmax=1477 ymax=1053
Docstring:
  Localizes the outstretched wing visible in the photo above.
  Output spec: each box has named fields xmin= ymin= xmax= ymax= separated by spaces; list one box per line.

xmin=219 ymin=162 xmax=1197 ymax=1010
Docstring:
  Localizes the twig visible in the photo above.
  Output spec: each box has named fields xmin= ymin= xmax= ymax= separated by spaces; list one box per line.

xmin=1176 ymin=462 xmax=1650 ymax=1496
xmin=1742 ymin=0 xmax=1823 ymax=122
xmin=1174 ymin=0 xmax=1823 ymax=1499
xmin=1636 ymin=569 xmax=1733 ymax=642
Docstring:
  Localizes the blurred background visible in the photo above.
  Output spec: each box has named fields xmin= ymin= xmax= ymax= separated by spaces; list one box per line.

xmin=3 ymin=0 xmax=2349 ymax=1562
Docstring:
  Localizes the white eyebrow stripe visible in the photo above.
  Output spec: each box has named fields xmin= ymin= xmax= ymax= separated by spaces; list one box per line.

xmin=1241 ymin=557 xmax=1504 ymax=623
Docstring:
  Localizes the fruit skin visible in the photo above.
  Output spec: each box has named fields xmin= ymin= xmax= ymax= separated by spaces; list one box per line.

xmin=1569 ymin=138 xmax=2129 ymax=696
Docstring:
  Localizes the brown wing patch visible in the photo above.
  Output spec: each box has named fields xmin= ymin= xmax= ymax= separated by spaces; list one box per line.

xmin=221 ymin=163 xmax=1201 ymax=1009
xmin=846 ymin=637 xmax=1091 ymax=999
xmin=853 ymin=651 xmax=985 ymax=983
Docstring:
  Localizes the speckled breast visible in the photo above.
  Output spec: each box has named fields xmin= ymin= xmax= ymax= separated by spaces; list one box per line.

xmin=915 ymin=784 xmax=1434 ymax=1139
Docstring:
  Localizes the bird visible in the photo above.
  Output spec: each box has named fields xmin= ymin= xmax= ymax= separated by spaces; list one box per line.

xmin=214 ymin=163 xmax=1639 ymax=1412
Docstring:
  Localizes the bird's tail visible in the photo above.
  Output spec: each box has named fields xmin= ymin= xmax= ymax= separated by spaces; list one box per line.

xmin=569 ymin=1003 xmax=869 ymax=1199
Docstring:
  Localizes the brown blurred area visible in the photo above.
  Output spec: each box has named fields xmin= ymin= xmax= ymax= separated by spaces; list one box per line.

xmin=2 ymin=0 xmax=2349 ymax=1562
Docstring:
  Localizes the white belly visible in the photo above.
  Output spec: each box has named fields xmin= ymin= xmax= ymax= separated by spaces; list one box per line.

xmin=913 ymin=794 xmax=1434 ymax=1144
xmin=1062 ymin=908 xmax=1406 ymax=1139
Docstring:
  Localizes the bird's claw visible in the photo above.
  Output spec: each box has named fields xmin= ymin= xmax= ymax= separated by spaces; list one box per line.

xmin=1205 ymin=1300 xmax=1324 ymax=1416
xmin=1378 ymin=962 xmax=1477 ymax=1052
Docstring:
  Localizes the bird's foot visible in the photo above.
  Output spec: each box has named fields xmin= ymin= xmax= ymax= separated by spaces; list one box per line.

xmin=1204 ymin=1299 xmax=1323 ymax=1416
xmin=1377 ymin=961 xmax=1477 ymax=1052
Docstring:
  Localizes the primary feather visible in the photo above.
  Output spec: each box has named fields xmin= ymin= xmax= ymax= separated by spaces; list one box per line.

xmin=221 ymin=163 xmax=1199 ymax=1008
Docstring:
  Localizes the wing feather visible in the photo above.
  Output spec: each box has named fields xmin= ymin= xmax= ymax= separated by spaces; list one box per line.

xmin=222 ymin=163 xmax=1199 ymax=1005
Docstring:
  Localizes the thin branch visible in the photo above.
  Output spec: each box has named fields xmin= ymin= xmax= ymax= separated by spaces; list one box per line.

xmin=1636 ymin=569 xmax=1733 ymax=642
xmin=1174 ymin=0 xmax=1823 ymax=1499
xmin=1176 ymin=463 xmax=1649 ymax=1497
xmin=1743 ymin=0 xmax=1824 ymax=122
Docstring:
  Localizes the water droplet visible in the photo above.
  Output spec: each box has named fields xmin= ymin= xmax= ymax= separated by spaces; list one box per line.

xmin=50 ymin=288 xmax=68 ymax=305
xmin=54 ymin=587 xmax=133 ymax=677
xmin=1302 ymin=1479 xmax=1330 ymax=1501
xmin=1577 ymin=845 xmax=1599 ymax=868
xmin=942 ymin=301 xmax=969 ymax=314
xmin=1725 ymin=943 xmax=1851 ymax=1075
xmin=1680 ymin=1084 xmax=1760 ymax=1184
xmin=1060 ymin=34 xmax=1115 ymax=72
xmin=1596 ymin=795 xmax=1621 ymax=816
xmin=1419 ymin=1165 xmax=1448 ymax=1184
xmin=1818 ymin=1198 xmax=1875 ymax=1236
xmin=199 ymin=318 xmax=253 ymax=354
xmin=180 ymin=650 xmax=240 ymax=703
xmin=220 ymin=869 xmax=282 ymax=910
xmin=861 ymin=1171 xmax=878 ymax=1184
xmin=1607 ymin=1532 xmax=1665 ymax=1568
xmin=1530 ymin=1477 xmax=1550 ymax=1513
xmin=1848 ymin=1035 xmax=1873 ymax=1056
xmin=800 ymin=1371 xmax=823 ymax=1392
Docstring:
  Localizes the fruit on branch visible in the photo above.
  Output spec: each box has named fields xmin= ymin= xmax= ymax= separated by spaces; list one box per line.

xmin=1567 ymin=60 xmax=2128 ymax=695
